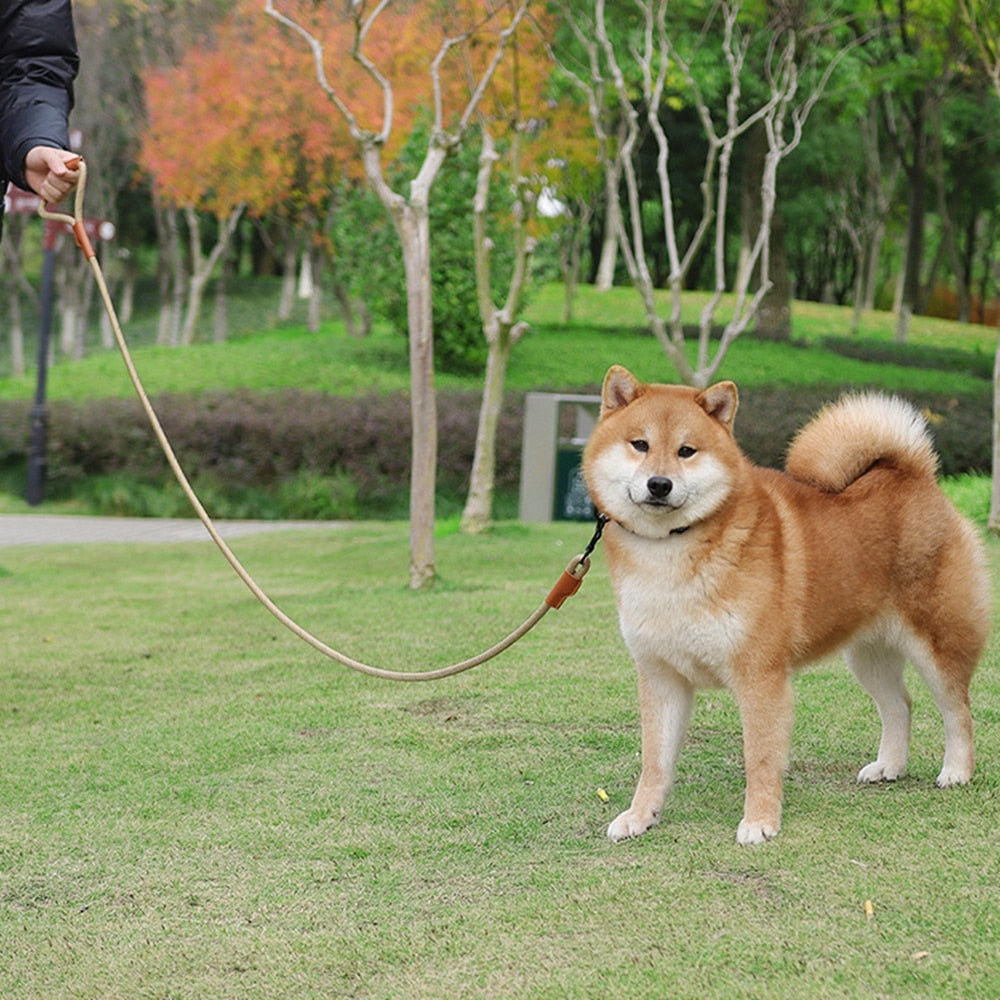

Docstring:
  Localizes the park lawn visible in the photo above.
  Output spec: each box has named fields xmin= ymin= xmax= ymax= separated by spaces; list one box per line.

xmin=0 ymin=284 xmax=995 ymax=404
xmin=1 ymin=513 xmax=998 ymax=999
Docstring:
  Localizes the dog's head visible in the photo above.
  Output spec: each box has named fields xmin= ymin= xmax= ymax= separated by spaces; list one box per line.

xmin=582 ymin=366 xmax=740 ymax=539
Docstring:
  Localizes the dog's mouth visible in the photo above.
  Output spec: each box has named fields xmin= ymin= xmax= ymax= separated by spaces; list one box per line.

xmin=628 ymin=488 xmax=682 ymax=511
xmin=641 ymin=496 xmax=678 ymax=509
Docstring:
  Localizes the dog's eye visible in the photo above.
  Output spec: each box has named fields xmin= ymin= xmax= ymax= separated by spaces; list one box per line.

xmin=678 ymin=445 xmax=697 ymax=458
xmin=630 ymin=439 xmax=649 ymax=453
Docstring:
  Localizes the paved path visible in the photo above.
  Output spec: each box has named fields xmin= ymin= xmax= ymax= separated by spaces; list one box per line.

xmin=0 ymin=514 xmax=340 ymax=548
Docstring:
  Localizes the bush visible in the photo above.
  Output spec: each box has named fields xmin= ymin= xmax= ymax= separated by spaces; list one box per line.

xmin=278 ymin=470 xmax=360 ymax=520
xmin=0 ymin=380 xmax=989 ymax=519
xmin=22 ymin=389 xmax=522 ymax=519
xmin=733 ymin=383 xmax=992 ymax=476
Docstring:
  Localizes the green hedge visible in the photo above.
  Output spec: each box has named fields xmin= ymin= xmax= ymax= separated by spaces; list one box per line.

xmin=0 ymin=382 xmax=990 ymax=519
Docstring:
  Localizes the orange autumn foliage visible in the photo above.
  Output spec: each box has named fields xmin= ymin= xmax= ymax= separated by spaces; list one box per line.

xmin=141 ymin=1 xmax=594 ymax=223
xmin=140 ymin=4 xmax=357 ymax=217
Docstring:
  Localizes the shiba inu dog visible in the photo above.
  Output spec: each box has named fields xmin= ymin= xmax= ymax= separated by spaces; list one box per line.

xmin=582 ymin=366 xmax=989 ymax=844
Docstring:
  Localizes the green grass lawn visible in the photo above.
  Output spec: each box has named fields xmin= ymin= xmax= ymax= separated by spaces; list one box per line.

xmin=1 ymin=283 xmax=995 ymax=403
xmin=1 ymin=283 xmax=998 ymax=995
xmin=1 ymin=511 xmax=998 ymax=998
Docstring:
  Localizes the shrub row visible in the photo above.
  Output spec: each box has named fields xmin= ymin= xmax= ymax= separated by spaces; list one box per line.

xmin=0 ymin=382 xmax=990 ymax=519
xmin=822 ymin=335 xmax=993 ymax=381
xmin=0 ymin=391 xmax=522 ymax=519
xmin=732 ymin=384 xmax=992 ymax=477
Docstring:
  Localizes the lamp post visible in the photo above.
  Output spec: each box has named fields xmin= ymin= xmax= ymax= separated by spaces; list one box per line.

xmin=25 ymin=221 xmax=58 ymax=505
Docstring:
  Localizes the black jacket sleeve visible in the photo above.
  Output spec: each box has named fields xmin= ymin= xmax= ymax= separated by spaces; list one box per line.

xmin=0 ymin=0 xmax=79 ymax=191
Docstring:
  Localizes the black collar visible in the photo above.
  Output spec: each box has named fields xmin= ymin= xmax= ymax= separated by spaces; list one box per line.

xmin=602 ymin=515 xmax=690 ymax=539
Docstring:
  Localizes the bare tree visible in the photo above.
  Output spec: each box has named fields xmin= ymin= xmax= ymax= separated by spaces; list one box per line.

xmin=559 ymin=0 xmax=848 ymax=388
xmin=460 ymin=127 xmax=537 ymax=534
xmin=178 ymin=204 xmax=245 ymax=346
xmin=266 ymin=0 xmax=530 ymax=589
xmin=833 ymin=100 xmax=901 ymax=334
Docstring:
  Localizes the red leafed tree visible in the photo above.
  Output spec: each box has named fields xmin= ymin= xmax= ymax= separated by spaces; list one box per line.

xmin=266 ymin=0 xmax=532 ymax=589
xmin=139 ymin=4 xmax=356 ymax=343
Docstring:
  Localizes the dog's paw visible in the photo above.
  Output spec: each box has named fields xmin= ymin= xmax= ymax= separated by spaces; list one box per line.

xmin=935 ymin=765 xmax=972 ymax=788
xmin=607 ymin=808 xmax=659 ymax=842
xmin=736 ymin=818 xmax=779 ymax=846
xmin=857 ymin=760 xmax=905 ymax=784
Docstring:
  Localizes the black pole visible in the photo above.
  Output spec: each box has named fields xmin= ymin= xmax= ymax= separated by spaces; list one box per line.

xmin=26 ymin=237 xmax=56 ymax=506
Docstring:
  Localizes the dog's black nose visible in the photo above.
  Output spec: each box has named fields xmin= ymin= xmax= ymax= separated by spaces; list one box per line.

xmin=647 ymin=476 xmax=673 ymax=500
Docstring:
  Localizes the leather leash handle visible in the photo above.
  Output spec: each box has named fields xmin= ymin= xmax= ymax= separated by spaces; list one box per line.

xmin=37 ymin=156 xmax=95 ymax=258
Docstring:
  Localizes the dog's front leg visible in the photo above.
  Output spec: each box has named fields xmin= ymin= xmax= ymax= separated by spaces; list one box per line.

xmin=608 ymin=665 xmax=694 ymax=842
xmin=734 ymin=669 xmax=794 ymax=845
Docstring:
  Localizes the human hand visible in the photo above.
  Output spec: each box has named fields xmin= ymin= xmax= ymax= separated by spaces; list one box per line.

xmin=23 ymin=146 xmax=80 ymax=204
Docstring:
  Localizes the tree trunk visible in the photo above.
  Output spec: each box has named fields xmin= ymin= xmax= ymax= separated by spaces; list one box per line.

xmin=278 ymin=229 xmax=298 ymax=321
xmin=594 ymin=155 xmax=622 ymax=290
xmin=307 ymin=240 xmax=323 ymax=333
xmin=743 ymin=120 xmax=791 ymax=341
xmin=461 ymin=339 xmax=511 ymax=534
xmin=895 ymin=90 xmax=927 ymax=344
xmin=8 ymin=287 xmax=25 ymax=377
xmin=263 ymin=0 xmax=530 ymax=588
xmin=461 ymin=127 xmax=535 ymax=534
xmin=2 ymin=217 xmax=29 ymax=376
xmin=213 ymin=242 xmax=233 ymax=342
xmin=401 ymin=206 xmax=437 ymax=589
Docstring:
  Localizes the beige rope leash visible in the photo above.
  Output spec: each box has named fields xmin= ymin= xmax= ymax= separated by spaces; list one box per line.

xmin=39 ymin=159 xmax=594 ymax=681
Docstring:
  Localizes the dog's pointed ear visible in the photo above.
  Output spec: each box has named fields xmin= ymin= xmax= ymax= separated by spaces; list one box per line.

xmin=601 ymin=366 xmax=643 ymax=417
xmin=697 ymin=381 xmax=739 ymax=432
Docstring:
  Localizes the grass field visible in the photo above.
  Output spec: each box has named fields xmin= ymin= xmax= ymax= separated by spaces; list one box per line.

xmin=1 ymin=284 xmax=998 ymax=996
xmin=1 ymin=509 xmax=998 ymax=998
xmin=0 ymin=283 xmax=995 ymax=403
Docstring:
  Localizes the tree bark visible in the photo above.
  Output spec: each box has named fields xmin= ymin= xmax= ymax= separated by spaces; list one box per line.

xmin=893 ymin=85 xmax=928 ymax=344
xmin=370 ymin=140 xmax=444 ymax=588
xmin=742 ymin=120 xmax=791 ymax=340
xmin=399 ymin=205 xmax=437 ymax=589
xmin=461 ymin=128 xmax=534 ymax=534
xmin=594 ymin=154 xmax=622 ymax=290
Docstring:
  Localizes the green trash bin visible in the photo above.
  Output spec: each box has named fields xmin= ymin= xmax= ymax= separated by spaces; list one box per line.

xmin=554 ymin=445 xmax=595 ymax=521
xmin=519 ymin=393 xmax=601 ymax=522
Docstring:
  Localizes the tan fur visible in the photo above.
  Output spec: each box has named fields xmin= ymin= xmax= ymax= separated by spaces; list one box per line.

xmin=583 ymin=366 xmax=990 ymax=845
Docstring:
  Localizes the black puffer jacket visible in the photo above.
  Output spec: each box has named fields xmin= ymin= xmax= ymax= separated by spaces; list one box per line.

xmin=0 ymin=0 xmax=78 ymax=205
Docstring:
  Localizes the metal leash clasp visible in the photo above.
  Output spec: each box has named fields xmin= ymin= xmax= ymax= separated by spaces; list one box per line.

xmin=545 ymin=513 xmax=609 ymax=609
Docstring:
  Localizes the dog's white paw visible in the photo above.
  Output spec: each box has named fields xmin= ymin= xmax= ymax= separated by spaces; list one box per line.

xmin=736 ymin=818 xmax=779 ymax=846
xmin=607 ymin=808 xmax=659 ymax=842
xmin=857 ymin=760 xmax=905 ymax=784
xmin=935 ymin=765 xmax=972 ymax=788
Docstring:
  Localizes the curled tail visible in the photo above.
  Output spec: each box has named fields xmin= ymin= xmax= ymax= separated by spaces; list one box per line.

xmin=785 ymin=393 xmax=939 ymax=492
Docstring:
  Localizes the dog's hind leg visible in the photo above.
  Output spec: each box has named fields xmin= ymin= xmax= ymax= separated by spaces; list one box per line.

xmin=907 ymin=639 xmax=976 ymax=787
xmin=845 ymin=640 xmax=911 ymax=783
xmin=607 ymin=666 xmax=694 ymax=842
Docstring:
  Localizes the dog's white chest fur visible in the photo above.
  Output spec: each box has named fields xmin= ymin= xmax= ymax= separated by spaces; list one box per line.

xmin=610 ymin=537 xmax=745 ymax=689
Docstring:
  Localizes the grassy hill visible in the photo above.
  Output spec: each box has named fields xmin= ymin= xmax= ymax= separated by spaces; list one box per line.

xmin=1 ymin=282 xmax=995 ymax=403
